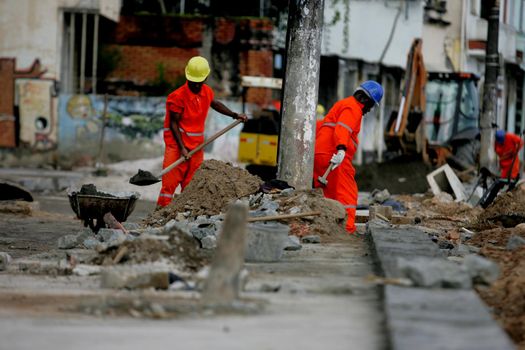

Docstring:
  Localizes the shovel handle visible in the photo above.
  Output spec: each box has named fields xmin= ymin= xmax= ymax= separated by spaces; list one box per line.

xmin=158 ymin=119 xmax=243 ymax=178
xmin=318 ymin=163 xmax=335 ymax=184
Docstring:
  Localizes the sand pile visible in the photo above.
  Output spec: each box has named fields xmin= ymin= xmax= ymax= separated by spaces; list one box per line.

xmin=470 ymin=227 xmax=525 ymax=348
xmin=145 ymin=160 xmax=262 ymax=226
xmin=276 ymin=189 xmax=348 ymax=237
xmin=478 ymin=185 xmax=525 ymax=227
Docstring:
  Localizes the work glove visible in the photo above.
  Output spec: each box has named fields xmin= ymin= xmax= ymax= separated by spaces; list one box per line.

xmin=330 ymin=149 xmax=346 ymax=169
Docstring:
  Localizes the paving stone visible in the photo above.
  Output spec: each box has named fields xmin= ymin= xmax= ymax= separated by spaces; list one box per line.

xmin=463 ymin=255 xmax=500 ymax=284
xmin=385 ymin=286 xmax=514 ymax=350
xmin=397 ymin=256 xmax=472 ymax=289
xmin=301 ymin=235 xmax=321 ymax=244
xmin=506 ymin=234 xmax=525 ymax=251
xmin=0 ymin=252 xmax=12 ymax=271
xmin=284 ymin=235 xmax=302 ymax=251
xmin=245 ymin=222 xmax=288 ymax=262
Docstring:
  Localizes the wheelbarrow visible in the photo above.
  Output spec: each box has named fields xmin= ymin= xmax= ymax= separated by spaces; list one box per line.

xmin=68 ymin=186 xmax=140 ymax=233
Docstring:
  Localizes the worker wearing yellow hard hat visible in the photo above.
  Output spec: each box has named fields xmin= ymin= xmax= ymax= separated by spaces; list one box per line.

xmin=156 ymin=56 xmax=248 ymax=208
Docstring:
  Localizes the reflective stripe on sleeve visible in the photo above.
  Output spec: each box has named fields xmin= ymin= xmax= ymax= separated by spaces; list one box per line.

xmin=159 ymin=193 xmax=173 ymax=198
xmin=343 ymin=204 xmax=357 ymax=209
xmin=336 ymin=121 xmax=354 ymax=133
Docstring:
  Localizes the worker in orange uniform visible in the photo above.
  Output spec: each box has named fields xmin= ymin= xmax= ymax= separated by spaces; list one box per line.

xmin=157 ymin=56 xmax=247 ymax=208
xmin=313 ymin=81 xmax=383 ymax=233
xmin=495 ymin=129 xmax=523 ymax=181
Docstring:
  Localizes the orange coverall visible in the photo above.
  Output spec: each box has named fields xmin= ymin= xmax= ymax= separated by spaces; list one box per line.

xmin=157 ymin=82 xmax=214 ymax=207
xmin=313 ymin=96 xmax=363 ymax=233
xmin=495 ymin=132 xmax=524 ymax=180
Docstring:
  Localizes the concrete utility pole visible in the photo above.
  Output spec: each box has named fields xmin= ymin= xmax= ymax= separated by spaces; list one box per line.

xmin=277 ymin=0 xmax=324 ymax=189
xmin=479 ymin=0 xmax=500 ymax=172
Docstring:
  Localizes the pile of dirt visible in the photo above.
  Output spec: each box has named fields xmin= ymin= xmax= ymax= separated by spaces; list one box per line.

xmin=95 ymin=231 xmax=209 ymax=272
xmin=478 ymin=186 xmax=525 ymax=228
xmin=276 ymin=189 xmax=348 ymax=238
xmin=472 ymin=229 xmax=525 ymax=348
xmin=145 ymin=160 xmax=262 ymax=226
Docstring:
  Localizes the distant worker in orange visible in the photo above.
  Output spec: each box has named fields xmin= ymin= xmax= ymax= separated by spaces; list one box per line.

xmin=495 ymin=129 xmax=523 ymax=181
xmin=313 ymin=81 xmax=383 ymax=233
xmin=157 ymin=56 xmax=247 ymax=208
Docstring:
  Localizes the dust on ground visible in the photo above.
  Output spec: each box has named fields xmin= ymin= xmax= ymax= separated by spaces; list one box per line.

xmin=145 ymin=160 xmax=262 ymax=226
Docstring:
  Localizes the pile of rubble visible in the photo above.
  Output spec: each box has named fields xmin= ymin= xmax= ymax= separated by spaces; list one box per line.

xmin=394 ymin=167 xmax=525 ymax=348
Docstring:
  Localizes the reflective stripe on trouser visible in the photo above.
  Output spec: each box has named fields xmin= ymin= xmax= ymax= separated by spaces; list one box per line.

xmin=313 ymin=153 xmax=358 ymax=233
xmin=156 ymin=143 xmax=204 ymax=207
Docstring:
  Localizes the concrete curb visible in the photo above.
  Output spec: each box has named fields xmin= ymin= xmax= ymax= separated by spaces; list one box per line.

xmin=366 ymin=222 xmax=515 ymax=350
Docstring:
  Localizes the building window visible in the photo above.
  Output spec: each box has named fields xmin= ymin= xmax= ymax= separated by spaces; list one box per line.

xmin=61 ymin=11 xmax=100 ymax=94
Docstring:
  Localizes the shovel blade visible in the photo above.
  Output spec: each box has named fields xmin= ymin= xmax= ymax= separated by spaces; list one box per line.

xmin=129 ymin=169 xmax=161 ymax=186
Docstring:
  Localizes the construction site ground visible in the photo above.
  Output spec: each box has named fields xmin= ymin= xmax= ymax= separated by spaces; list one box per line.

xmin=1 ymin=160 xmax=524 ymax=349
xmin=0 ymin=196 xmax=385 ymax=350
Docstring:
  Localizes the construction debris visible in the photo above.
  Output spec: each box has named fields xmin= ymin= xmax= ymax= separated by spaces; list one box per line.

xmin=0 ymin=252 xmax=12 ymax=271
xmin=146 ymin=160 xmax=262 ymax=224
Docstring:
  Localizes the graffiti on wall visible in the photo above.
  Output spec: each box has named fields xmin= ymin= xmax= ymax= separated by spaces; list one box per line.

xmin=58 ymin=94 xmax=165 ymax=158
xmin=16 ymin=79 xmax=57 ymax=150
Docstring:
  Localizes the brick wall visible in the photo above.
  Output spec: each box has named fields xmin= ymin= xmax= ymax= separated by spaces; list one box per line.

xmin=239 ymin=50 xmax=274 ymax=106
xmin=107 ymin=45 xmax=199 ymax=85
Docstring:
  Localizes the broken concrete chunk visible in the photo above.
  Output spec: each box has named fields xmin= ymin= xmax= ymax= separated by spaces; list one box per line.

xmin=280 ymin=188 xmax=295 ymax=197
xmin=190 ymin=221 xmax=217 ymax=240
xmin=506 ymin=235 xmax=525 ymax=251
xmin=100 ymin=265 xmax=170 ymax=290
xmin=73 ymin=264 xmax=101 ymax=276
xmin=0 ymin=252 xmax=12 ymax=271
xmin=123 ymin=222 xmax=141 ymax=231
xmin=98 ymin=228 xmax=127 ymax=248
xmin=463 ymin=255 xmax=500 ymax=284
xmin=201 ymin=235 xmax=217 ymax=250
xmin=301 ymin=235 xmax=321 ymax=244
xmin=397 ymin=256 xmax=472 ymax=289
xmin=426 ymin=164 xmax=467 ymax=201
xmin=82 ymin=238 xmax=100 ymax=250
xmin=245 ymin=222 xmax=288 ymax=262
xmin=57 ymin=234 xmax=81 ymax=249
xmin=284 ymin=235 xmax=302 ymax=251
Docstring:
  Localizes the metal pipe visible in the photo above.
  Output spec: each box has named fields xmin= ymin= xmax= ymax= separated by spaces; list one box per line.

xmin=69 ymin=13 xmax=75 ymax=93
xmin=80 ymin=12 xmax=87 ymax=93
xmin=92 ymin=14 xmax=99 ymax=94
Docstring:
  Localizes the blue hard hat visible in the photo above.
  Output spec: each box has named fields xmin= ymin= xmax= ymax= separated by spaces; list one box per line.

xmin=359 ymin=80 xmax=384 ymax=105
xmin=495 ymin=129 xmax=505 ymax=144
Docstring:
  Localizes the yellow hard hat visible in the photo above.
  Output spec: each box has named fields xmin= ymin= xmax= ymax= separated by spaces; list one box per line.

xmin=185 ymin=56 xmax=210 ymax=82
xmin=316 ymin=104 xmax=326 ymax=115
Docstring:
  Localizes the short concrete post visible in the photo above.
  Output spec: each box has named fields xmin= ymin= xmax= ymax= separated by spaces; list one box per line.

xmin=202 ymin=202 xmax=248 ymax=305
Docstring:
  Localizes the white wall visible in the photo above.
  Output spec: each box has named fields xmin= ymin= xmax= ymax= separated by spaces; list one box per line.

xmin=322 ymin=0 xmax=424 ymax=68
xmin=0 ymin=0 xmax=120 ymax=80
xmin=0 ymin=0 xmax=62 ymax=79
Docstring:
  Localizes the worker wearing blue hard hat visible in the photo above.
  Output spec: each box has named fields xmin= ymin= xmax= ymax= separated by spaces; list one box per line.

xmin=313 ymin=80 xmax=384 ymax=233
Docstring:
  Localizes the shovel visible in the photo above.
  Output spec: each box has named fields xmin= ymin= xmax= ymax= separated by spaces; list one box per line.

xmin=129 ymin=119 xmax=243 ymax=186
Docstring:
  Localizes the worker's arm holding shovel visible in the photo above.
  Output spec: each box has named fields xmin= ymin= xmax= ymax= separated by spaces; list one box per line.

xmin=211 ymin=100 xmax=248 ymax=122
xmin=169 ymin=111 xmax=190 ymax=160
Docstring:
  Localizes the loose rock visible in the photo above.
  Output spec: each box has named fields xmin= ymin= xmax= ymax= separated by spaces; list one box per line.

xmin=463 ymin=255 xmax=500 ymax=284
xmin=506 ymin=235 xmax=525 ymax=251
xmin=397 ymin=256 xmax=472 ymax=289
xmin=301 ymin=235 xmax=321 ymax=244
xmin=284 ymin=235 xmax=302 ymax=251
xmin=0 ymin=252 xmax=12 ymax=271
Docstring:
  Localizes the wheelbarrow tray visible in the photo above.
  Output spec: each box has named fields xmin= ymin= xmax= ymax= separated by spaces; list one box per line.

xmin=68 ymin=190 xmax=140 ymax=223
